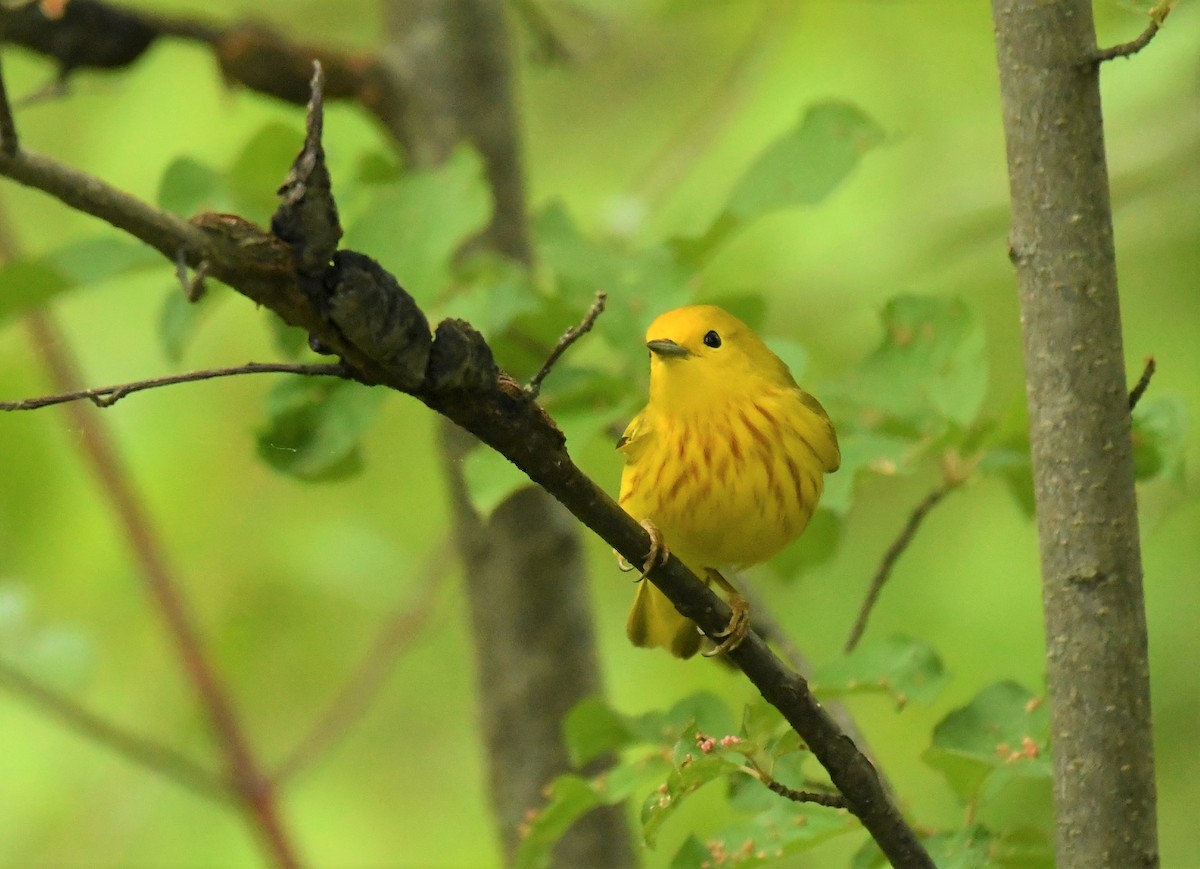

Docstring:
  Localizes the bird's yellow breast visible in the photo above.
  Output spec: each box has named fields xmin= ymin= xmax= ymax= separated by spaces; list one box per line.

xmin=618 ymin=385 xmax=829 ymax=571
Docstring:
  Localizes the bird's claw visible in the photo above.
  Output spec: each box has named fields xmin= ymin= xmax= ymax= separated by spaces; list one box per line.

xmin=616 ymin=520 xmax=669 ymax=580
xmin=701 ymin=568 xmax=751 ymax=656
xmin=703 ymin=595 xmax=750 ymax=656
xmin=638 ymin=519 xmax=669 ymax=579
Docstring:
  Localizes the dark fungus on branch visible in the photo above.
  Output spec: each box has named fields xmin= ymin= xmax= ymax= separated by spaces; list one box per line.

xmin=0 ymin=58 xmax=934 ymax=869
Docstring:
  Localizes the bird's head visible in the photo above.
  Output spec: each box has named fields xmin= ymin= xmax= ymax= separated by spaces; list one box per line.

xmin=643 ymin=305 xmax=795 ymax=409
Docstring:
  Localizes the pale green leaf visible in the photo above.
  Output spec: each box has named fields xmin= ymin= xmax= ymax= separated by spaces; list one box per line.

xmin=812 ymin=634 xmax=947 ymax=708
xmin=256 ymin=378 xmax=385 ymax=481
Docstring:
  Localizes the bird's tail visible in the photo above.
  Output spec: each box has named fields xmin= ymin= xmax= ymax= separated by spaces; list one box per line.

xmin=626 ymin=579 xmax=702 ymax=658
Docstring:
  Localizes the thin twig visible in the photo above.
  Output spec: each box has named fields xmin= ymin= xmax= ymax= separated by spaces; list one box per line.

xmin=0 ymin=53 xmax=18 ymax=156
xmin=1128 ymin=356 xmax=1156 ymax=410
xmin=1 ymin=362 xmax=346 ymax=411
xmin=272 ymin=547 xmax=452 ymax=785
xmin=176 ymin=250 xmax=210 ymax=302
xmin=763 ymin=776 xmax=848 ymax=809
xmin=0 ymin=657 xmax=229 ymax=801
xmin=845 ymin=481 xmax=957 ymax=654
xmin=524 ymin=291 xmax=606 ymax=399
xmin=23 ymin=312 xmax=303 ymax=869
xmin=1092 ymin=4 xmax=1171 ymax=64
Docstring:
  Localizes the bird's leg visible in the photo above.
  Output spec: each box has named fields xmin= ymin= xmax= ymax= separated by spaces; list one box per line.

xmin=616 ymin=519 xmax=669 ymax=580
xmin=638 ymin=520 xmax=669 ymax=578
xmin=702 ymin=568 xmax=750 ymax=656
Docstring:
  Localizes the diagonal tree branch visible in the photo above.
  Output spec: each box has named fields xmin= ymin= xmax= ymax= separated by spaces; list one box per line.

xmin=0 ymin=62 xmax=933 ymax=869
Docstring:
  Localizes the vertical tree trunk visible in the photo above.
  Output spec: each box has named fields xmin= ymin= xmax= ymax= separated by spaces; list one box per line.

xmin=990 ymin=3 xmax=1159 ymax=866
xmin=378 ymin=2 xmax=635 ymax=865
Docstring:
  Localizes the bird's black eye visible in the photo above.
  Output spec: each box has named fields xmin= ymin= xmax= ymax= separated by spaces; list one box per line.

xmin=703 ymin=330 xmax=722 ymax=349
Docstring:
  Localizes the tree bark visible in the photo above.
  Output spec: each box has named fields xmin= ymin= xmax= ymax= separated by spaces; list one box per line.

xmin=990 ymin=3 xmax=1159 ymax=866
xmin=378 ymin=2 xmax=635 ymax=865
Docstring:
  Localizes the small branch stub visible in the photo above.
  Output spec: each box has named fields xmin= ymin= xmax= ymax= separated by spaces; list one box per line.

xmin=525 ymin=291 xmax=607 ymax=399
xmin=1128 ymin=356 xmax=1156 ymax=410
xmin=1092 ymin=3 xmax=1172 ymax=64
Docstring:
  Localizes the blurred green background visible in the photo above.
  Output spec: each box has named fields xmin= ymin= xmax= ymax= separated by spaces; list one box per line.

xmin=0 ymin=0 xmax=1196 ymax=866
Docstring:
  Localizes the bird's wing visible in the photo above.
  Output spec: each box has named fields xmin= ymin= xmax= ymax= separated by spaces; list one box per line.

xmin=616 ymin=407 xmax=654 ymax=463
xmin=794 ymin=389 xmax=842 ymax=473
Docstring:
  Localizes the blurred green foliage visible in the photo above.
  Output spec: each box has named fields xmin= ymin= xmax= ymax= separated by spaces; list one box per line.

xmin=0 ymin=1 xmax=1197 ymax=867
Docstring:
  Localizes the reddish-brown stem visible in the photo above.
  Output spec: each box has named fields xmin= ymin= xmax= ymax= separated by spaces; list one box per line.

xmin=23 ymin=311 xmax=303 ymax=869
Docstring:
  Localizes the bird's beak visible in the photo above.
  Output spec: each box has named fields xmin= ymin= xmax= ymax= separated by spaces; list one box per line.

xmin=646 ymin=339 xmax=691 ymax=358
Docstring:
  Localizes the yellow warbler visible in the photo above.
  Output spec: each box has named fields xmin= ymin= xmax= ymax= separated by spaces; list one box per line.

xmin=617 ymin=305 xmax=840 ymax=657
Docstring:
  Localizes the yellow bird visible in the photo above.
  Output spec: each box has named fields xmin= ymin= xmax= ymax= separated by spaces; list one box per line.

xmin=618 ymin=305 xmax=840 ymax=658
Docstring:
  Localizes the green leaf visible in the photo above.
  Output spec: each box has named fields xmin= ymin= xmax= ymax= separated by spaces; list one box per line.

xmin=678 ymin=102 xmax=886 ymax=262
xmin=446 ymin=252 xmax=541 ymax=338
xmin=354 ymin=150 xmax=403 ymax=186
xmin=159 ymin=287 xmax=227 ymax=365
xmin=923 ymin=681 xmax=1051 ymax=806
xmin=922 ymin=825 xmax=994 ymax=869
xmin=256 ymin=378 xmax=385 ymax=481
xmin=564 ymin=697 xmax=637 ymax=767
xmin=642 ymin=743 xmax=738 ymax=847
xmin=533 ymin=202 xmax=693 ymax=352
xmin=669 ymin=836 xmax=714 ymax=869
xmin=344 ymin=145 xmax=492 ymax=301
xmin=978 ymin=396 xmax=1035 ymax=515
xmin=812 ymin=634 xmax=947 ymax=709
xmin=0 ymin=237 xmax=163 ymax=325
xmin=514 ymin=775 xmax=606 ymax=869
xmin=697 ymin=799 xmax=856 ymax=866
xmin=841 ymin=295 xmax=987 ymax=432
xmin=818 ymin=430 xmax=917 ymax=516
xmin=768 ymin=508 xmax=843 ymax=578
xmin=980 ymin=443 xmax=1035 ymax=516
xmin=1132 ymin=396 xmax=1187 ymax=482
xmin=157 ymin=156 xmax=229 ymax=216
xmin=461 ymin=448 xmax=531 ymax=517
xmin=661 ymin=692 xmax=739 ymax=739
xmin=227 ymin=121 xmax=307 ymax=221
xmin=991 ymin=827 xmax=1055 ymax=868
xmin=729 ymin=102 xmax=887 ymax=217
xmin=270 ymin=317 xmax=315 ymax=360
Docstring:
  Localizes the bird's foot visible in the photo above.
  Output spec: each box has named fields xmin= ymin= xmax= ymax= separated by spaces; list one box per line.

xmin=637 ymin=520 xmax=669 ymax=579
xmin=702 ymin=569 xmax=750 ymax=656
xmin=616 ymin=520 xmax=669 ymax=580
